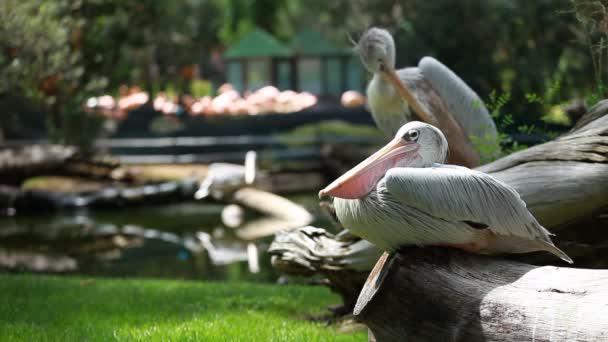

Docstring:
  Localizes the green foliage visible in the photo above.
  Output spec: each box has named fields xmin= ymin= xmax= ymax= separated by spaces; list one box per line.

xmin=571 ymin=0 xmax=608 ymax=103
xmin=468 ymin=90 xmax=514 ymax=164
xmin=0 ymin=0 xmax=227 ymax=144
xmin=0 ymin=274 xmax=364 ymax=341
xmin=585 ymin=80 xmax=607 ymax=105
xmin=477 ymin=86 xmax=571 ymax=161
xmin=475 ymin=91 xmax=525 ymax=161
xmin=0 ymin=1 xmax=155 ymax=145
xmin=190 ymin=79 xmax=214 ymax=97
xmin=469 ymin=133 xmax=502 ymax=165
xmin=525 ymin=93 xmax=543 ymax=104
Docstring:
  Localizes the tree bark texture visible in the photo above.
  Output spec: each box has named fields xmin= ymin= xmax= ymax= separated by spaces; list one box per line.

xmin=355 ymin=248 xmax=608 ymax=342
xmin=269 ymin=226 xmax=382 ymax=314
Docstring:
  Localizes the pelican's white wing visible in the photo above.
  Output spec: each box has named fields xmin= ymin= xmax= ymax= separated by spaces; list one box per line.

xmin=419 ymin=57 xmax=499 ymax=159
xmin=384 ymin=165 xmax=551 ymax=242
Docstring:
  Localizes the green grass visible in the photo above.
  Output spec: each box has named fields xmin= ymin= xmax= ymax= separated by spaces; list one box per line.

xmin=0 ymin=274 xmax=364 ymax=341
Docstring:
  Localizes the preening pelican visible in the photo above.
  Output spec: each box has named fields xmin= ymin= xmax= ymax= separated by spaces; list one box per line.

xmin=320 ymin=121 xmax=572 ymax=263
xmin=356 ymin=27 xmax=500 ymax=164
xmin=195 ymin=151 xmax=256 ymax=200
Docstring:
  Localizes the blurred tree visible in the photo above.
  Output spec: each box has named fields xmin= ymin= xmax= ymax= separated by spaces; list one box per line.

xmin=0 ymin=1 xmax=75 ymax=142
xmin=0 ymin=0 xmax=226 ymax=144
xmin=0 ymin=0 xmax=146 ymax=144
xmin=0 ymin=0 xmax=605 ymax=145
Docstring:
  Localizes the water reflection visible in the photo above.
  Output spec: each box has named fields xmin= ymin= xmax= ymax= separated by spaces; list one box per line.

xmin=0 ymin=200 xmax=311 ymax=281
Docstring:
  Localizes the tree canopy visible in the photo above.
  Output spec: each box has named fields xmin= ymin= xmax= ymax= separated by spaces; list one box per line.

xmin=1 ymin=0 xmax=606 ymax=143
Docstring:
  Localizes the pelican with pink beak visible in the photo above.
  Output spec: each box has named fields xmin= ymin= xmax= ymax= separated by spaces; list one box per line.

xmin=319 ymin=121 xmax=572 ymax=263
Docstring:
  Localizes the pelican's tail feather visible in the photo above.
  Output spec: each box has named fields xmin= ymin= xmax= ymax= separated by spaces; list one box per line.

xmin=538 ymin=240 xmax=573 ymax=264
xmin=483 ymin=235 xmax=573 ymax=264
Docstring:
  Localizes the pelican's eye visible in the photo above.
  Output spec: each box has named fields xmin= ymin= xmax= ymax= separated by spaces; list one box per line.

xmin=404 ymin=129 xmax=419 ymax=142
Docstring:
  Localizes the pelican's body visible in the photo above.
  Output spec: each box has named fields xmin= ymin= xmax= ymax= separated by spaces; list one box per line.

xmin=321 ymin=122 xmax=572 ymax=263
xmin=195 ymin=151 xmax=256 ymax=200
xmin=333 ymin=170 xmax=473 ymax=250
xmin=358 ymin=28 xmax=500 ymax=161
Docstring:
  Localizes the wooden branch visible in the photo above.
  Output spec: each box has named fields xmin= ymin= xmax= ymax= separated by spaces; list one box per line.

xmin=355 ymin=248 xmax=608 ymax=342
xmin=269 ymin=226 xmax=382 ymax=314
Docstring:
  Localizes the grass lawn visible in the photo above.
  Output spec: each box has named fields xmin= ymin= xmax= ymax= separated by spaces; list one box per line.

xmin=0 ymin=274 xmax=364 ymax=341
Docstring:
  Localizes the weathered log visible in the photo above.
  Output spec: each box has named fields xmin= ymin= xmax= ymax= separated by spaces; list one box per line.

xmin=0 ymin=144 xmax=78 ymax=176
xmin=478 ymin=100 xmax=608 ymax=230
xmin=0 ymin=179 xmax=199 ymax=213
xmin=0 ymin=248 xmax=78 ymax=272
xmin=0 ymin=144 xmax=120 ymax=185
xmin=355 ymin=248 xmax=608 ymax=342
xmin=269 ymin=226 xmax=382 ymax=314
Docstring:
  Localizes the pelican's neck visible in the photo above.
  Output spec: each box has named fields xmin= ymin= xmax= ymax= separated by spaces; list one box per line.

xmin=367 ymin=74 xmax=411 ymax=137
xmin=373 ymin=73 xmax=396 ymax=94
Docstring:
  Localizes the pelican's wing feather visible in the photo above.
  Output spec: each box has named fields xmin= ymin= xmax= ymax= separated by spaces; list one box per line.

xmin=384 ymin=165 xmax=552 ymax=242
xmin=418 ymin=57 xmax=499 ymax=158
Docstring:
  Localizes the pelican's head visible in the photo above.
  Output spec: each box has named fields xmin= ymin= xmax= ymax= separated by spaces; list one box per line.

xmin=319 ymin=121 xmax=448 ymax=199
xmin=356 ymin=27 xmax=396 ymax=74
xmin=395 ymin=121 xmax=448 ymax=166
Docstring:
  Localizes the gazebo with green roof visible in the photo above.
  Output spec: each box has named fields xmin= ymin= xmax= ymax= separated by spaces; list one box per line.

xmin=224 ymin=29 xmax=294 ymax=93
xmin=289 ymin=29 xmax=364 ymax=97
xmin=224 ymin=28 xmax=364 ymax=97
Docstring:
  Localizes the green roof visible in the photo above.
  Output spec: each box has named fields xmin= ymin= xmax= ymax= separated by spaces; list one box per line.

xmin=225 ymin=29 xmax=292 ymax=59
xmin=290 ymin=29 xmax=351 ymax=56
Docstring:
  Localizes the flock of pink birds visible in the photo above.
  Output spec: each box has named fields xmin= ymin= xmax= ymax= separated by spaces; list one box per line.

xmin=85 ymin=84 xmax=365 ymax=120
xmin=179 ymin=84 xmax=319 ymax=116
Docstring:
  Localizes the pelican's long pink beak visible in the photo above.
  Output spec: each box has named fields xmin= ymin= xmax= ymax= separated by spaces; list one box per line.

xmin=319 ymin=139 xmax=419 ymax=199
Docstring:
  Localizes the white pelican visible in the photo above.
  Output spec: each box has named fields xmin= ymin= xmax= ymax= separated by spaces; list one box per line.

xmin=356 ymin=27 xmax=500 ymax=165
xmin=319 ymin=121 xmax=572 ymax=263
xmin=195 ymin=151 xmax=257 ymax=200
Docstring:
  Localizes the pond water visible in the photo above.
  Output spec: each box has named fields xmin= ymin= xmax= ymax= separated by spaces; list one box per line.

xmin=0 ymin=193 xmax=329 ymax=283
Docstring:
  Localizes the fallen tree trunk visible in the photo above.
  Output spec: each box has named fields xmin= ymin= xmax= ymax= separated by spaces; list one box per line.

xmin=0 ymin=144 xmax=78 ymax=175
xmin=478 ymin=100 xmax=608 ymax=230
xmin=355 ymin=248 xmax=608 ymax=342
xmin=0 ymin=179 xmax=199 ymax=212
xmin=0 ymin=144 xmax=120 ymax=185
